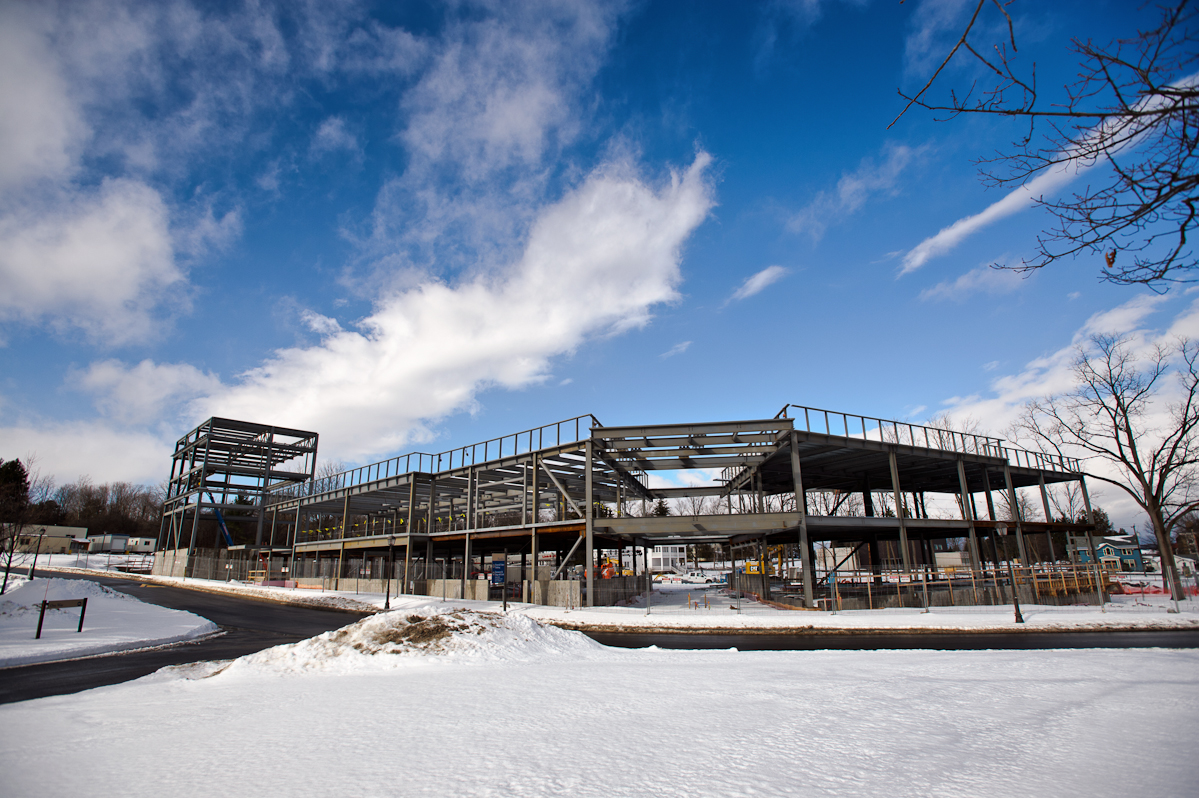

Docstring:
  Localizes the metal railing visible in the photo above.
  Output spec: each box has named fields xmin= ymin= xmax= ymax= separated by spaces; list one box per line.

xmin=777 ymin=403 xmax=1080 ymax=472
xmin=1003 ymin=447 xmax=1081 ymax=473
xmin=778 ymin=403 xmax=1004 ymax=457
xmin=428 ymin=413 xmax=600 ymax=472
xmin=269 ymin=414 xmax=601 ymax=505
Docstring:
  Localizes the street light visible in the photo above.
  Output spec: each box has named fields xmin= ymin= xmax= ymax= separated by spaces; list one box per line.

xmin=384 ymin=535 xmax=395 ymax=610
xmin=28 ymin=528 xmax=46 ymax=580
xmin=997 ymin=524 xmax=1025 ymax=624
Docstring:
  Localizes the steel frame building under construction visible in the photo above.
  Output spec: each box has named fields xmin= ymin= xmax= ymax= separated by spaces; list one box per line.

xmin=158 ymin=404 xmax=1100 ymax=607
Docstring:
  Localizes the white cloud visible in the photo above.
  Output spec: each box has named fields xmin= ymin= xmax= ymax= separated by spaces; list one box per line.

xmin=0 ymin=4 xmax=86 ymax=190
xmin=901 ymin=164 xmax=1079 ymax=275
xmin=983 ymin=360 xmax=999 ymax=372
xmin=194 ymin=153 xmax=714 ymax=462
xmin=74 ymin=359 xmax=222 ymax=426
xmin=362 ymin=2 xmax=628 ymax=282
xmin=311 ymin=116 xmax=359 ymax=156
xmin=903 ymin=0 xmax=975 ymax=78
xmin=660 ymin=341 xmax=692 ymax=359
xmin=919 ymin=264 xmax=1024 ymax=302
xmin=301 ymin=311 xmax=344 ymax=337
xmin=0 ymin=179 xmax=182 ymax=345
xmin=729 ymin=265 xmax=788 ymax=303
xmin=789 ymin=143 xmax=923 ymax=240
xmin=0 ymin=420 xmax=171 ymax=485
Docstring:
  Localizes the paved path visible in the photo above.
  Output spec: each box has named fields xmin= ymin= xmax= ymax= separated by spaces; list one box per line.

xmin=0 ymin=571 xmax=368 ymax=705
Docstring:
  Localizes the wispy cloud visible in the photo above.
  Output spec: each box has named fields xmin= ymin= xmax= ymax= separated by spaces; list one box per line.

xmin=660 ymin=341 xmax=692 ymax=358
xmin=728 ymin=265 xmax=787 ymax=304
xmin=756 ymin=0 xmax=869 ymax=68
xmin=903 ymin=0 xmax=977 ymax=78
xmin=900 ymin=164 xmax=1078 ymax=275
xmin=789 ymin=143 xmax=924 ymax=240
xmin=310 ymin=116 xmax=360 ymax=157
xmin=83 ymin=154 xmax=713 ymax=463
xmin=919 ymin=264 xmax=1024 ymax=302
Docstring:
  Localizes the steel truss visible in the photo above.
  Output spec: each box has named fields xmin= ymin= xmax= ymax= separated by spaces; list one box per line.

xmin=256 ymin=405 xmax=1094 ymax=607
xmin=159 ymin=418 xmax=318 ymax=555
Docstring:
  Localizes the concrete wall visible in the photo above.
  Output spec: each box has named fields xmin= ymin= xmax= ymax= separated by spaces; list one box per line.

xmin=590 ymin=575 xmax=643 ymax=606
xmin=528 ymin=580 xmax=581 ymax=607
xmin=152 ymin=549 xmax=190 ymax=578
xmin=424 ymin=579 xmax=490 ymax=601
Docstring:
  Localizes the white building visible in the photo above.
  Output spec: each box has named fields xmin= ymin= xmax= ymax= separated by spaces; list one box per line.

xmin=87 ymin=535 xmax=156 ymax=554
xmin=650 ymin=545 xmax=686 ymax=573
xmin=11 ymin=525 xmax=88 ymax=554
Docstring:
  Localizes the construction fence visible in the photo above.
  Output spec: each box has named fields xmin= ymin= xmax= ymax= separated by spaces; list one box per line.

xmin=731 ymin=564 xmax=1115 ymax=610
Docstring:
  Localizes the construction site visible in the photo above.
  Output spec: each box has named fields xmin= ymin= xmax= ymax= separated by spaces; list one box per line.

xmin=153 ymin=404 xmax=1110 ymax=609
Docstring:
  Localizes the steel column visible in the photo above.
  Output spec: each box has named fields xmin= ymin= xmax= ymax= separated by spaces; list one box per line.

xmin=956 ymin=459 xmax=982 ymax=570
xmin=789 ymin=430 xmax=813 ymax=608
xmin=1003 ymin=464 xmax=1028 ymax=564
xmin=1078 ymin=476 xmax=1107 ymax=604
xmin=888 ymin=449 xmax=913 ymax=574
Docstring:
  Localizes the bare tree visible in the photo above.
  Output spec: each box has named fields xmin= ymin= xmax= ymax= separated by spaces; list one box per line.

xmin=894 ymin=1 xmax=1199 ymax=286
xmin=1011 ymin=333 xmax=1199 ymax=599
xmin=807 ymin=490 xmax=862 ymax=517
xmin=679 ymin=494 xmax=716 ymax=516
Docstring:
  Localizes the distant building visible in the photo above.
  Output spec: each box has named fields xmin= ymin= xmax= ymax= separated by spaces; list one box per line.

xmin=1071 ymin=533 xmax=1143 ymax=571
xmin=87 ymin=535 xmax=156 ymax=554
xmin=649 ymin=545 xmax=686 ymax=572
xmin=12 ymin=525 xmax=88 ymax=554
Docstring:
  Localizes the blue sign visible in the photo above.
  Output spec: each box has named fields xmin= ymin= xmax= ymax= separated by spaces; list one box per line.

xmin=491 ymin=561 xmax=506 ymax=585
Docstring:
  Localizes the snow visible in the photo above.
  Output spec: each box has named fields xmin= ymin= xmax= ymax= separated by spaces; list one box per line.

xmin=0 ymin=577 xmax=218 ymax=667
xmin=0 ymin=606 xmax=1195 ymax=797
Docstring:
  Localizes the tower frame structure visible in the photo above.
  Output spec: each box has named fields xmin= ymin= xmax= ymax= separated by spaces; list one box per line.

xmin=159 ymin=418 xmax=318 ymax=554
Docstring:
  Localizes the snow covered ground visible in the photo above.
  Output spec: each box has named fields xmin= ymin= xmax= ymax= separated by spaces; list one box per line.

xmin=0 ymin=606 xmax=1195 ymax=797
xmin=0 ymin=576 xmax=218 ymax=667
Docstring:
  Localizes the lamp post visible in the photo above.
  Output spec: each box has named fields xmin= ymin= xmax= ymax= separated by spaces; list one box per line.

xmin=28 ymin=528 xmax=46 ymax=580
xmin=384 ymin=535 xmax=395 ymax=610
xmin=997 ymin=524 xmax=1024 ymax=623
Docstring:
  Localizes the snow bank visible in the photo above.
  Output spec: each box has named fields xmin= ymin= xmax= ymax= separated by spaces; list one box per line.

xmin=0 ymin=578 xmax=218 ymax=667
xmin=221 ymin=607 xmax=606 ymax=677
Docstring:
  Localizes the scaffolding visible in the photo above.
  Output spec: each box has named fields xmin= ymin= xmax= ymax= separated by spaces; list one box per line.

xmin=159 ymin=418 xmax=318 ymax=555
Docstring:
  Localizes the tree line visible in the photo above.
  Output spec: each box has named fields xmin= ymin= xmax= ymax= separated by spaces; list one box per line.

xmin=0 ymin=458 xmax=163 ymax=540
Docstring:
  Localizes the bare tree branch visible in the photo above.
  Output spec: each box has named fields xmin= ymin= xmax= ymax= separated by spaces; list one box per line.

xmin=895 ymin=1 xmax=1199 ymax=286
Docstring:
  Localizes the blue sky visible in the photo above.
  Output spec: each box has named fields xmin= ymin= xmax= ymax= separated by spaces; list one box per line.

xmin=0 ymin=0 xmax=1189 ymax=525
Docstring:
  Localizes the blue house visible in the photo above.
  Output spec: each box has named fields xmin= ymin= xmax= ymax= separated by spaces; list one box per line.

xmin=1073 ymin=534 xmax=1144 ymax=571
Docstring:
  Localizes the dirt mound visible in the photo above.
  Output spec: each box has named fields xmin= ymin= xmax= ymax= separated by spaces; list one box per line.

xmin=219 ymin=607 xmax=606 ymax=676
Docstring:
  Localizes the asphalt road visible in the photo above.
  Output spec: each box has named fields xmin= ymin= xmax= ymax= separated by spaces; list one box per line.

xmin=0 ymin=571 xmax=369 ymax=705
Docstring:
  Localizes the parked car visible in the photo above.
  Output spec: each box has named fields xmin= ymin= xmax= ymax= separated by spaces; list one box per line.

xmin=680 ymin=571 xmax=715 ymax=584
